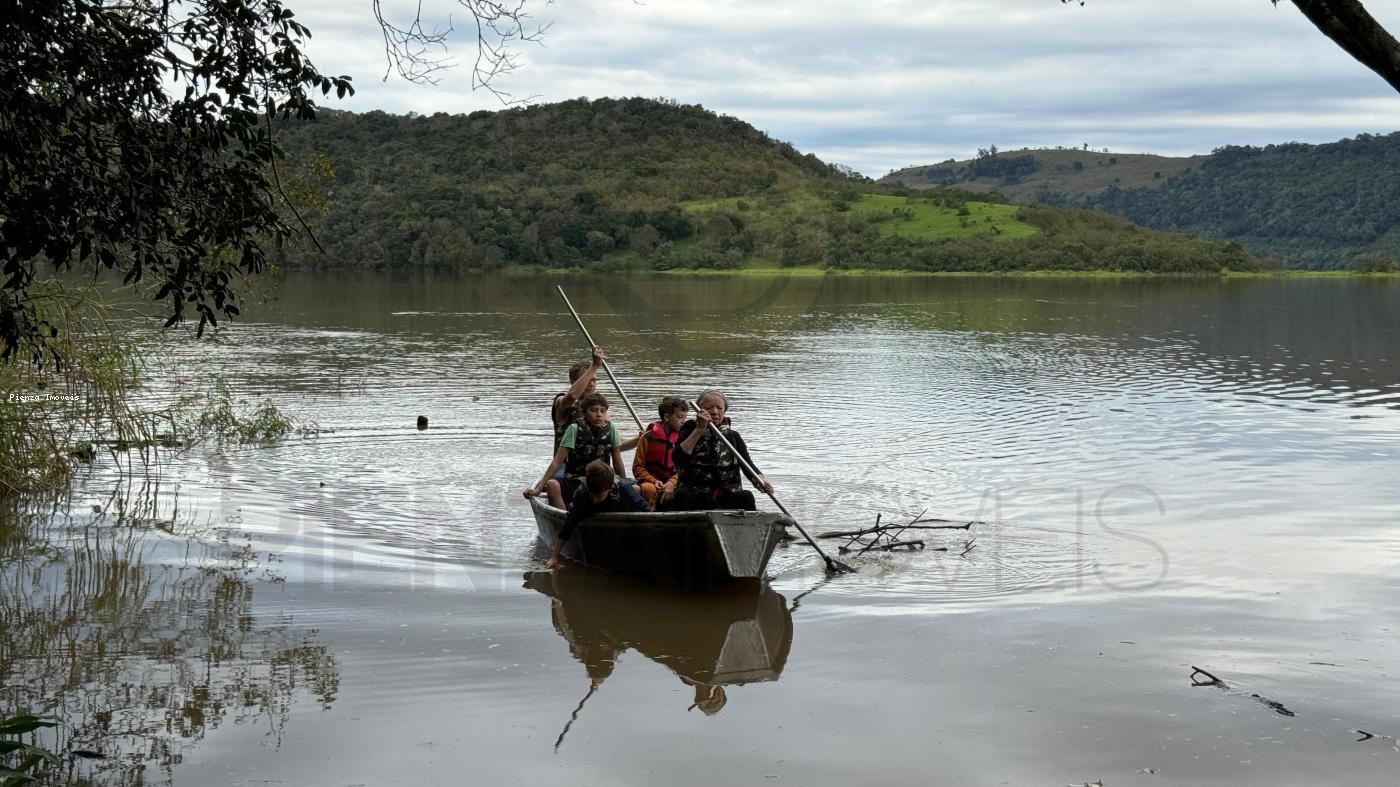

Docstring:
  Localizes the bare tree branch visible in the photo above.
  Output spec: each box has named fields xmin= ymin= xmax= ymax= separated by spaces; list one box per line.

xmin=372 ymin=0 xmax=550 ymax=102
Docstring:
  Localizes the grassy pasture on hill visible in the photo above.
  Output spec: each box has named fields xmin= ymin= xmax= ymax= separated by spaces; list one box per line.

xmin=847 ymin=194 xmax=1038 ymax=240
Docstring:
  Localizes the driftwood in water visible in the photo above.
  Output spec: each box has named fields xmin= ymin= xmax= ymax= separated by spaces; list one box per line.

xmin=1190 ymin=665 xmax=1295 ymax=717
xmin=817 ymin=520 xmax=977 ymax=539
xmin=790 ymin=510 xmax=985 ymax=556
xmin=838 ymin=539 xmax=928 ymax=554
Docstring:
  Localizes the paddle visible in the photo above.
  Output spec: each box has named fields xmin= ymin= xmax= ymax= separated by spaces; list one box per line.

xmin=686 ymin=400 xmax=856 ymax=575
xmin=556 ymin=286 xmax=646 ymax=433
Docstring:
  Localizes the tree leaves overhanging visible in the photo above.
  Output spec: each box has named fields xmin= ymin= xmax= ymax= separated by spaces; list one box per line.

xmin=0 ymin=0 xmax=353 ymax=364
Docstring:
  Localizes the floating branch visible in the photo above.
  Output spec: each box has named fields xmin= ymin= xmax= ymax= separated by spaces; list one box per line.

xmin=1190 ymin=666 xmax=1225 ymax=687
xmin=818 ymin=520 xmax=976 ymax=539
xmin=857 ymin=509 xmax=926 ymax=555
xmin=1189 ymin=666 xmax=1295 ymax=717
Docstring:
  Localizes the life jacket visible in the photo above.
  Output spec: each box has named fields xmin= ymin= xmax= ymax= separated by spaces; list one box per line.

xmin=563 ymin=422 xmax=614 ymax=478
xmin=678 ymin=419 xmax=742 ymax=493
xmin=552 ymin=392 xmax=583 ymax=450
xmin=641 ymin=421 xmax=680 ymax=482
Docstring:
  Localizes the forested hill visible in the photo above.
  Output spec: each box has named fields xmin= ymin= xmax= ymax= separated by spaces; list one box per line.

xmin=274 ymin=97 xmax=850 ymax=269
xmin=880 ymin=133 xmax=1400 ymax=269
xmin=274 ymin=98 xmax=1265 ymax=274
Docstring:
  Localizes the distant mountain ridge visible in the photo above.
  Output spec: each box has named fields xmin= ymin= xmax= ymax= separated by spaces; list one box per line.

xmin=880 ymin=133 xmax=1400 ymax=269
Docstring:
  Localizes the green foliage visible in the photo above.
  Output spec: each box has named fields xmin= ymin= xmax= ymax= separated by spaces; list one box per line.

xmin=0 ymin=281 xmax=315 ymax=495
xmin=2 ymin=0 xmax=354 ymax=364
xmin=273 ymin=98 xmax=852 ymax=271
xmin=798 ymin=202 xmax=1263 ymax=273
xmin=0 ymin=714 xmax=59 ymax=786
xmin=1058 ymin=133 xmax=1400 ymax=268
xmin=969 ymin=153 xmax=1040 ymax=183
xmin=1346 ymin=255 xmax=1398 ymax=273
xmin=182 ymin=383 xmax=310 ymax=446
xmin=272 ymin=99 xmax=1255 ymax=274
xmin=0 ymin=283 xmax=150 ymax=497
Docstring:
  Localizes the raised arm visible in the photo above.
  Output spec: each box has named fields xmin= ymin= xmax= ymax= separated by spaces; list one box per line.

xmin=554 ymin=346 xmax=604 ymax=417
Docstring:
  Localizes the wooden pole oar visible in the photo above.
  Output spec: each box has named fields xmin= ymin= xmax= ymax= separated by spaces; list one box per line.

xmin=687 ymin=400 xmax=856 ymax=575
xmin=557 ymin=286 xmax=646 ymax=432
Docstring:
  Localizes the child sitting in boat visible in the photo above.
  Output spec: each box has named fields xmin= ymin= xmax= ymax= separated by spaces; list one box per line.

xmin=525 ymin=392 xmax=628 ymax=508
xmin=545 ymin=460 xmax=650 ymax=570
xmin=632 ymin=396 xmax=688 ymax=508
xmin=666 ymin=389 xmax=773 ymax=512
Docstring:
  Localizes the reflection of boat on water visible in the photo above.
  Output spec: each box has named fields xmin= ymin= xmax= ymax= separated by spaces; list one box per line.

xmin=528 ymin=496 xmax=790 ymax=586
xmin=524 ymin=568 xmax=793 ymax=719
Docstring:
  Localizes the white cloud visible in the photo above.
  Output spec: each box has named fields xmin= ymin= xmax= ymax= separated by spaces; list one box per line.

xmin=289 ymin=0 xmax=1400 ymax=176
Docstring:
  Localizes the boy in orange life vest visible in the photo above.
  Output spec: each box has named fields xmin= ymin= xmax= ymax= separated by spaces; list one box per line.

xmin=633 ymin=396 xmax=688 ymax=507
xmin=545 ymin=460 xmax=650 ymax=570
xmin=525 ymin=393 xmax=628 ymax=508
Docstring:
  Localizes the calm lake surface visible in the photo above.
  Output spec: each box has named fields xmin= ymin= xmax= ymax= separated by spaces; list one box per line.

xmin=4 ymin=273 xmax=1400 ymax=785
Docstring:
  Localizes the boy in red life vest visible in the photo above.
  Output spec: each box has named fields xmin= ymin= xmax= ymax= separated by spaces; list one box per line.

xmin=632 ymin=396 xmax=688 ymax=507
xmin=525 ymin=393 xmax=628 ymax=508
xmin=544 ymin=460 xmax=651 ymax=570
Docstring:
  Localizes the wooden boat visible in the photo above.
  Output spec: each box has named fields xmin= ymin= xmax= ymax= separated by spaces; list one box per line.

xmin=528 ymin=495 xmax=791 ymax=585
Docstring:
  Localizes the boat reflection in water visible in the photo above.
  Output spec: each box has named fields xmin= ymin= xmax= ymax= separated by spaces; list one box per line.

xmin=523 ymin=568 xmax=792 ymax=738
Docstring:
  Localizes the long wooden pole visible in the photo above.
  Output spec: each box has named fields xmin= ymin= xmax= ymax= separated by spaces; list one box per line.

xmin=556 ymin=286 xmax=645 ymax=433
xmin=687 ymin=400 xmax=855 ymax=575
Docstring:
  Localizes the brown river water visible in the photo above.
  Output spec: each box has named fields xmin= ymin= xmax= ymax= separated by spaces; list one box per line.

xmin=3 ymin=273 xmax=1399 ymax=785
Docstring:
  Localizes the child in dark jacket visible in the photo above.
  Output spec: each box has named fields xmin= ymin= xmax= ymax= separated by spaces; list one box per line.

xmin=546 ymin=460 xmax=651 ymax=569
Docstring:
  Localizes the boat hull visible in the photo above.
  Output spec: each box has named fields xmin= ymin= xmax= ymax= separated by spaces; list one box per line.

xmin=529 ymin=496 xmax=790 ymax=585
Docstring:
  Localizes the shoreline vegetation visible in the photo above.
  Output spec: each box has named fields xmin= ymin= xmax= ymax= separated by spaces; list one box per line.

xmin=381 ymin=264 xmax=1400 ymax=279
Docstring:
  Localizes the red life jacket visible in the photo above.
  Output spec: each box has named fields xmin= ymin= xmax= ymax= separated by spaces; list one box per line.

xmin=642 ymin=421 xmax=680 ymax=482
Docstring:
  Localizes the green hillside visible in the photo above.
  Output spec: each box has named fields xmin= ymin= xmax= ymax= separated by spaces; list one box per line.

xmin=272 ymin=98 xmax=1265 ymax=274
xmin=884 ymin=148 xmax=1208 ymax=201
xmin=881 ymin=134 xmax=1400 ymax=269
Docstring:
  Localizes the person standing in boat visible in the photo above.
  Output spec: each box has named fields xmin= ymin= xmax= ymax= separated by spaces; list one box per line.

xmin=551 ymin=346 xmax=639 ymax=454
xmin=552 ymin=347 xmax=604 ymax=450
xmin=526 ymin=393 xmax=629 ymax=508
xmin=666 ymin=390 xmax=773 ymax=512
xmin=632 ymin=396 xmax=688 ymax=508
xmin=544 ymin=460 xmax=650 ymax=570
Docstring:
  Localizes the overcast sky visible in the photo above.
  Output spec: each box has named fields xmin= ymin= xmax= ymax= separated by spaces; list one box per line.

xmin=290 ymin=0 xmax=1400 ymax=177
